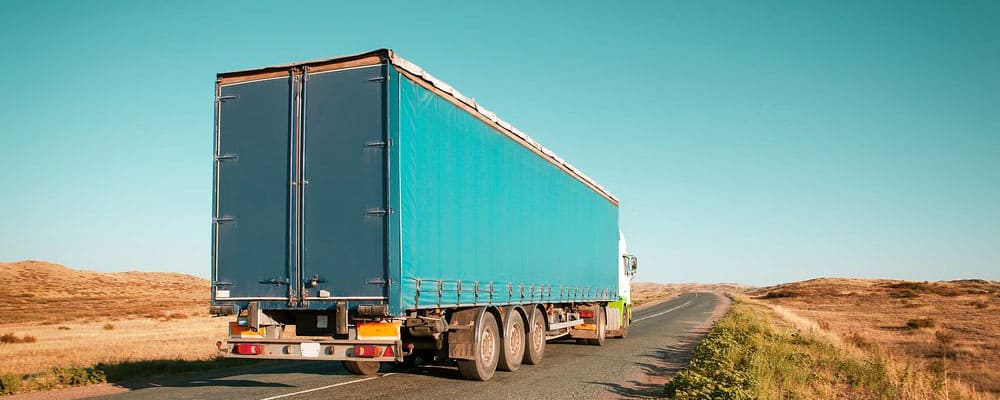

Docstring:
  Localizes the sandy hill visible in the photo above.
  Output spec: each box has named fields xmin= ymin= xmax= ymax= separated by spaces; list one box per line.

xmin=751 ymin=277 xmax=999 ymax=394
xmin=0 ymin=260 xmax=209 ymax=325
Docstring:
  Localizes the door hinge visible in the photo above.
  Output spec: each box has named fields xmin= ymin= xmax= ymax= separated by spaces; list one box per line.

xmin=366 ymin=208 xmax=393 ymax=216
xmin=212 ymin=281 xmax=235 ymax=287
xmin=213 ymin=217 xmax=235 ymax=224
xmin=215 ymin=153 xmax=237 ymax=161
xmin=259 ymin=278 xmax=289 ymax=285
xmin=367 ymin=76 xmax=386 ymax=82
xmin=217 ymin=95 xmax=238 ymax=102
xmin=365 ymin=140 xmax=392 ymax=148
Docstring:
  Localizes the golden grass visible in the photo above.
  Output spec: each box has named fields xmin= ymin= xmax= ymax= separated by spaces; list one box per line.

xmin=667 ymin=294 xmax=993 ymax=400
xmin=751 ymin=278 xmax=1000 ymax=395
xmin=0 ymin=317 xmax=229 ymax=376
xmin=0 ymin=261 xmax=227 ymax=377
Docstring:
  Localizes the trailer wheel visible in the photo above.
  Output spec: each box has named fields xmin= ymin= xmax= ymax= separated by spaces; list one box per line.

xmin=457 ymin=311 xmax=500 ymax=380
xmin=342 ymin=360 xmax=380 ymax=375
xmin=497 ymin=310 xmax=525 ymax=372
xmin=586 ymin=306 xmax=607 ymax=346
xmin=522 ymin=307 xmax=546 ymax=365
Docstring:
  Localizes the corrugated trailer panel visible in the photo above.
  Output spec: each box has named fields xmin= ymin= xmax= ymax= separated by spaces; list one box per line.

xmin=396 ymin=74 xmax=619 ymax=312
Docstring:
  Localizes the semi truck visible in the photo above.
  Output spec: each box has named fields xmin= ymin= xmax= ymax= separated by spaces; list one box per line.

xmin=210 ymin=49 xmax=638 ymax=381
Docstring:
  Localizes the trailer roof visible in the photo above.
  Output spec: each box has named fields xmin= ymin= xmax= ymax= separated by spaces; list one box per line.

xmin=218 ymin=49 xmax=620 ymax=206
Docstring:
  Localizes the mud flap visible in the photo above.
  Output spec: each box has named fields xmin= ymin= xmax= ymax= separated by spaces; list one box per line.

xmin=447 ymin=307 xmax=486 ymax=360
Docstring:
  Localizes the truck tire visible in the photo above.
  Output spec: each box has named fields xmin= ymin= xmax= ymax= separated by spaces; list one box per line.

xmin=497 ymin=310 xmax=525 ymax=372
xmin=586 ymin=306 xmax=607 ymax=346
xmin=457 ymin=311 xmax=500 ymax=380
xmin=522 ymin=307 xmax=546 ymax=365
xmin=343 ymin=360 xmax=380 ymax=375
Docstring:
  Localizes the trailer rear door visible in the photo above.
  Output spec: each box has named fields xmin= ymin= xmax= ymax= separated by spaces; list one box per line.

xmin=300 ymin=65 xmax=388 ymax=300
xmin=213 ymin=76 xmax=293 ymax=300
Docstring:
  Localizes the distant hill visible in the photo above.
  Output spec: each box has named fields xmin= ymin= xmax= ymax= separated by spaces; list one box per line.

xmin=0 ymin=260 xmax=209 ymax=325
xmin=631 ymin=281 xmax=754 ymax=306
xmin=751 ymin=277 xmax=999 ymax=394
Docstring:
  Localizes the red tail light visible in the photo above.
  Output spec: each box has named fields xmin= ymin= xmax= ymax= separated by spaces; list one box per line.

xmin=579 ymin=310 xmax=594 ymax=318
xmin=353 ymin=345 xmax=378 ymax=358
xmin=383 ymin=345 xmax=395 ymax=357
xmin=234 ymin=344 xmax=263 ymax=355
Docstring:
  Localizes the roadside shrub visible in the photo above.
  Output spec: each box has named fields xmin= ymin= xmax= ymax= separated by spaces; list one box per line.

xmin=103 ymin=323 xmax=115 ymax=331
xmin=168 ymin=312 xmax=188 ymax=319
xmin=0 ymin=332 xmax=36 ymax=344
xmin=761 ymin=290 xmax=798 ymax=299
xmin=885 ymin=282 xmax=929 ymax=291
xmin=58 ymin=326 xmax=72 ymax=330
xmin=844 ymin=331 xmax=875 ymax=351
xmin=51 ymin=367 xmax=106 ymax=386
xmin=890 ymin=289 xmax=920 ymax=299
xmin=906 ymin=318 xmax=935 ymax=329
xmin=0 ymin=373 xmax=22 ymax=395
xmin=970 ymin=300 xmax=988 ymax=309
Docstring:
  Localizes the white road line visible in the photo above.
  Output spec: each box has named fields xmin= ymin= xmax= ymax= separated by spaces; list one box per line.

xmin=256 ymin=373 xmax=396 ymax=400
xmin=632 ymin=296 xmax=697 ymax=323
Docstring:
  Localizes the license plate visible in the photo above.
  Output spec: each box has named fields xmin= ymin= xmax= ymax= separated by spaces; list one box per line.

xmin=300 ymin=342 xmax=321 ymax=357
xmin=356 ymin=321 xmax=400 ymax=340
xmin=229 ymin=322 xmax=266 ymax=338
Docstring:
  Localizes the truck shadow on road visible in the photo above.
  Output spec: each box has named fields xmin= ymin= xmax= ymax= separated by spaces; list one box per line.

xmin=586 ymin=334 xmax=703 ymax=399
xmin=109 ymin=360 xmax=356 ymax=391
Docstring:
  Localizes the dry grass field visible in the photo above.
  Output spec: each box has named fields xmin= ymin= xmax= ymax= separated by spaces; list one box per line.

xmin=751 ymin=278 xmax=1000 ymax=396
xmin=0 ymin=261 xmax=228 ymax=378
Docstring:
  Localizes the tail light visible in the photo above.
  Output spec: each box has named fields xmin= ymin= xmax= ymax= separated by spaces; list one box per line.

xmin=579 ymin=310 xmax=594 ymax=318
xmin=234 ymin=344 xmax=263 ymax=355
xmin=353 ymin=345 xmax=379 ymax=358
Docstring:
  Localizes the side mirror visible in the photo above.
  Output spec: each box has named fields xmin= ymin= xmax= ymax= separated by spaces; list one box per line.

xmin=629 ymin=256 xmax=638 ymax=275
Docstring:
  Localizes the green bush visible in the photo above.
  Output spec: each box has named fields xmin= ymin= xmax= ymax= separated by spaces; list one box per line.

xmin=0 ymin=373 xmax=22 ymax=395
xmin=51 ymin=367 xmax=106 ymax=386
xmin=906 ymin=318 xmax=935 ymax=329
xmin=760 ymin=290 xmax=798 ymax=299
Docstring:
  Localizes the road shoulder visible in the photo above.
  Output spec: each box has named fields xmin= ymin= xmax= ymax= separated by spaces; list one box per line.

xmin=600 ymin=292 xmax=732 ymax=399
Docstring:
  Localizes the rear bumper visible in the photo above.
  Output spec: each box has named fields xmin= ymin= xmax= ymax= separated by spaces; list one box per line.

xmin=224 ymin=338 xmax=405 ymax=362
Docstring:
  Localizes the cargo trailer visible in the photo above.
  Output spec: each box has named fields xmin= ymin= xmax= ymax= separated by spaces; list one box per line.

xmin=210 ymin=49 xmax=638 ymax=380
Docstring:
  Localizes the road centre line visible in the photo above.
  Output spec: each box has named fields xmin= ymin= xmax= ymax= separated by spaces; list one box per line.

xmin=632 ymin=296 xmax=697 ymax=323
xmin=257 ymin=373 xmax=396 ymax=400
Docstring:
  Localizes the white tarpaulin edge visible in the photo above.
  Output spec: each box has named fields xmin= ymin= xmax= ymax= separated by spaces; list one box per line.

xmin=388 ymin=52 xmax=619 ymax=204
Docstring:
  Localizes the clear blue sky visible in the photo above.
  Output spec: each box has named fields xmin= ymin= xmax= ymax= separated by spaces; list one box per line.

xmin=1 ymin=1 xmax=997 ymax=285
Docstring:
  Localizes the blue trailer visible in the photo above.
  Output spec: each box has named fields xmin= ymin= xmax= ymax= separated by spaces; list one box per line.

xmin=211 ymin=49 xmax=638 ymax=380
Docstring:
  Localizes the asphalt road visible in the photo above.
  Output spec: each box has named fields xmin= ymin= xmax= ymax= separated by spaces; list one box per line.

xmin=94 ymin=292 xmax=726 ymax=400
